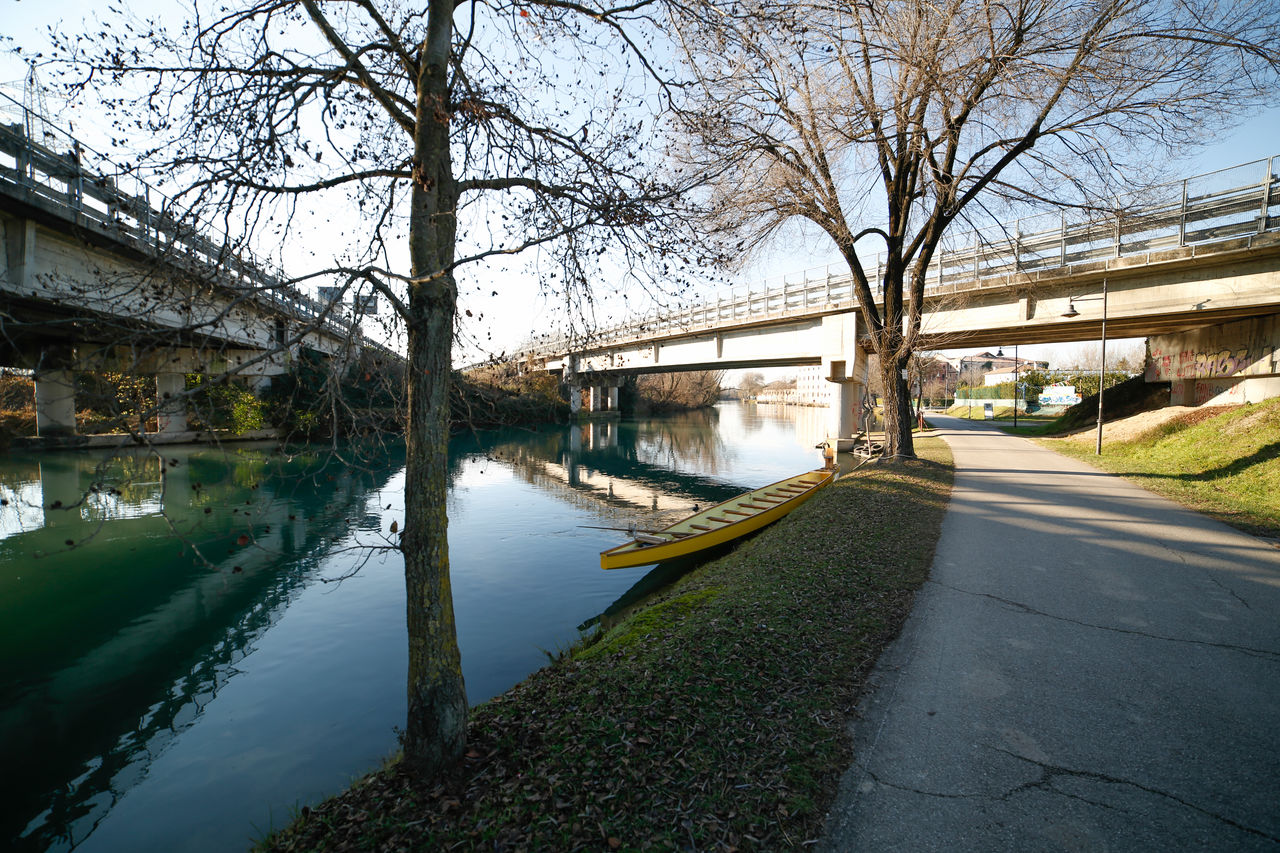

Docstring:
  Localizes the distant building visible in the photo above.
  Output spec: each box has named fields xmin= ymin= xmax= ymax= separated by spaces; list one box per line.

xmin=794 ymin=365 xmax=832 ymax=406
xmin=955 ymin=350 xmax=1048 ymax=385
xmin=755 ymin=366 xmax=832 ymax=406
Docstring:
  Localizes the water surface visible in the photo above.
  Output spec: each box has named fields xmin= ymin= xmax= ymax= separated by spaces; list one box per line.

xmin=1 ymin=402 xmax=827 ymax=851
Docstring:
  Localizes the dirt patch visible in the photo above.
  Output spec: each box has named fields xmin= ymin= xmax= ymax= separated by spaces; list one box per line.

xmin=1052 ymin=405 xmax=1240 ymax=445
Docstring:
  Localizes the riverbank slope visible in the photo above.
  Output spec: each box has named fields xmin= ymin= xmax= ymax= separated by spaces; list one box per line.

xmin=262 ymin=439 xmax=954 ymax=851
xmin=1043 ymin=397 xmax=1280 ymax=538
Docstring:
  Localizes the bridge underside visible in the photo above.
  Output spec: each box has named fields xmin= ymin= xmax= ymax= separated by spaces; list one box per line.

xmin=536 ymin=232 xmax=1280 ymax=419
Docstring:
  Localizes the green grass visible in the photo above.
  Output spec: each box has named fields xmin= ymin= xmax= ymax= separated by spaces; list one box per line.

xmin=1046 ymin=398 xmax=1280 ymax=537
xmin=260 ymin=440 xmax=954 ymax=852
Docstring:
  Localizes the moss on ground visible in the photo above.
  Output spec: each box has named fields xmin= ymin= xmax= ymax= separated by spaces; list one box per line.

xmin=260 ymin=440 xmax=954 ymax=852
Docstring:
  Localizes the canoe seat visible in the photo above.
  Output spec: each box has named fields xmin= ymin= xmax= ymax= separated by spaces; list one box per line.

xmin=707 ymin=516 xmax=729 ymax=523
xmin=690 ymin=523 xmax=712 ymax=531
xmin=724 ymin=509 xmax=750 ymax=516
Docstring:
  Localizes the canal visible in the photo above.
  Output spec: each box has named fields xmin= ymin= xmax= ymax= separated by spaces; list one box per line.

xmin=1 ymin=402 xmax=830 ymax=852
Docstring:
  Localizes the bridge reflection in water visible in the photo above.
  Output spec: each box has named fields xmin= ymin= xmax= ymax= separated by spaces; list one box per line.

xmin=2 ymin=402 xmax=828 ymax=852
xmin=481 ymin=404 xmax=832 ymax=532
xmin=1 ymin=443 xmax=404 ymax=852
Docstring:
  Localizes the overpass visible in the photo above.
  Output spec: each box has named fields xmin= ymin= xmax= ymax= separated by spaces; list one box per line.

xmin=524 ymin=155 xmax=1280 ymax=438
xmin=0 ymin=90 xmax=384 ymax=441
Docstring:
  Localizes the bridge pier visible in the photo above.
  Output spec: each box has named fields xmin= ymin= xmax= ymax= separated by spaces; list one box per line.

xmin=588 ymin=385 xmax=619 ymax=413
xmin=565 ymin=376 xmax=619 ymax=417
xmin=34 ymin=364 xmax=77 ymax=438
xmin=820 ymin=314 xmax=869 ymax=448
xmin=826 ymin=380 xmax=866 ymax=445
xmin=156 ymin=372 xmax=188 ymax=434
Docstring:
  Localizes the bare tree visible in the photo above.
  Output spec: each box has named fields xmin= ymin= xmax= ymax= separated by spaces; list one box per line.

xmin=672 ymin=0 xmax=1279 ymax=457
xmin=738 ymin=370 xmax=765 ymax=398
xmin=635 ymin=369 xmax=725 ymax=410
xmin=49 ymin=0 xmax=699 ymax=777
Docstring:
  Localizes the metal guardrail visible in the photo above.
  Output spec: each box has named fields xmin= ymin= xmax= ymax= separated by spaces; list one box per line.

xmin=519 ymin=154 xmax=1278 ymax=362
xmin=0 ymin=88 xmax=362 ymax=345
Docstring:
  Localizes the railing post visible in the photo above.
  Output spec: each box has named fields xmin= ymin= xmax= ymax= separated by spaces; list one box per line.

xmin=1261 ymin=157 xmax=1273 ymax=234
xmin=1114 ymin=213 xmax=1122 ymax=257
xmin=1060 ymin=212 xmax=1067 ymax=267
xmin=1178 ymin=178 xmax=1188 ymax=246
xmin=17 ymin=133 xmax=32 ymax=184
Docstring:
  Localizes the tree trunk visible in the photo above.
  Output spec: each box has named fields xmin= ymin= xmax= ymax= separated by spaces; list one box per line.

xmin=402 ymin=0 xmax=468 ymax=777
xmin=879 ymin=351 xmax=916 ymax=459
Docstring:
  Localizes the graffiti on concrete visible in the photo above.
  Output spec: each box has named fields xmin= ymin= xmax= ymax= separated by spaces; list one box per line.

xmin=1147 ymin=315 xmax=1280 ymax=383
xmin=1193 ymin=379 xmax=1245 ymax=406
xmin=1148 ymin=346 xmax=1269 ymax=380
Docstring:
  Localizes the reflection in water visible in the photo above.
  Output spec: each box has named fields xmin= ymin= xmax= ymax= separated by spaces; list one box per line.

xmin=1 ymin=443 xmax=404 ymax=852
xmin=3 ymin=402 xmax=824 ymax=852
xmin=478 ymin=412 xmax=751 ymax=532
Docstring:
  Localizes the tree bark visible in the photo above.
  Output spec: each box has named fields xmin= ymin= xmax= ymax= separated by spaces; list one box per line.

xmin=402 ymin=0 xmax=468 ymax=776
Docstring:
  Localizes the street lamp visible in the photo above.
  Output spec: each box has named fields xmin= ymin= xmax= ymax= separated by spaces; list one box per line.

xmin=1062 ymin=278 xmax=1109 ymax=455
xmin=958 ymin=355 xmax=974 ymax=419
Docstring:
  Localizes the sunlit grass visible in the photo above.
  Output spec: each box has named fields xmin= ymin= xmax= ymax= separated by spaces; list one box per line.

xmin=1046 ymin=398 xmax=1280 ymax=537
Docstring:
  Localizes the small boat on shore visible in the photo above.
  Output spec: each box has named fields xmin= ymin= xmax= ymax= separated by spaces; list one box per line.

xmin=599 ymin=466 xmax=838 ymax=570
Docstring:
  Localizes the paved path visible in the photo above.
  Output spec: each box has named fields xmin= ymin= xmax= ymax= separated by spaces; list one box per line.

xmin=821 ymin=415 xmax=1280 ymax=851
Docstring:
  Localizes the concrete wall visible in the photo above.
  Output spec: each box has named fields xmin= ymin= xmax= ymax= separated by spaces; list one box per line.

xmin=1147 ymin=314 xmax=1280 ymax=406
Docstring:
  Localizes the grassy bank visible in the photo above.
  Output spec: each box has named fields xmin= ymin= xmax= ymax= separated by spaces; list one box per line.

xmin=262 ymin=439 xmax=954 ymax=851
xmin=1045 ymin=398 xmax=1280 ymax=537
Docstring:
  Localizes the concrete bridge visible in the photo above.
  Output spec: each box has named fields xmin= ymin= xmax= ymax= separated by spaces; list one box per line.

xmin=524 ymin=155 xmax=1280 ymax=439
xmin=0 ymin=92 xmax=379 ymax=441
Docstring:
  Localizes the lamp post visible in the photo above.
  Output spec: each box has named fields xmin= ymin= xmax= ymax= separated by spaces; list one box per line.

xmin=958 ymin=356 xmax=973 ymax=419
xmin=1062 ymin=278 xmax=1109 ymax=454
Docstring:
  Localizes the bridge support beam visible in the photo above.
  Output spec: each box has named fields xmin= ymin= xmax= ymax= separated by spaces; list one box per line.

xmin=34 ymin=368 xmax=77 ymax=438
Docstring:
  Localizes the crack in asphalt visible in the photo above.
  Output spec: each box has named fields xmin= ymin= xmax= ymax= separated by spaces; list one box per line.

xmin=928 ymin=580 xmax=1280 ymax=662
xmin=857 ymin=753 xmax=1279 ymax=845
xmin=993 ymin=747 xmax=1280 ymax=843
xmin=1206 ymin=573 xmax=1252 ymax=610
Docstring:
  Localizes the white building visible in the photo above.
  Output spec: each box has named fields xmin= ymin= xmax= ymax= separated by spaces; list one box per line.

xmin=795 ymin=365 xmax=833 ymax=406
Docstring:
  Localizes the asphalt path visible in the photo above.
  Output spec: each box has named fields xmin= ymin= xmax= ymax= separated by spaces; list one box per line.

xmin=820 ymin=415 xmax=1280 ymax=851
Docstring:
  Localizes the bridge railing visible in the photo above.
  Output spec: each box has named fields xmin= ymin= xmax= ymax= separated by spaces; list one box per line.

xmin=0 ymin=89 xmax=358 ymax=344
xmin=523 ymin=154 xmax=1277 ymax=361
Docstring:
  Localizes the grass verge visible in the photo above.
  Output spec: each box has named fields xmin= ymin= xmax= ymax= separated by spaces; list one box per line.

xmin=1044 ymin=398 xmax=1280 ymax=538
xmin=260 ymin=439 xmax=954 ymax=852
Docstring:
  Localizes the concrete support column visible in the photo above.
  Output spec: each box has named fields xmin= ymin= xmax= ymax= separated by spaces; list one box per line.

xmin=245 ymin=373 xmax=273 ymax=394
xmin=826 ymin=380 xmax=865 ymax=441
xmin=568 ymin=384 xmax=583 ymax=415
xmin=35 ymin=369 xmax=77 ymax=437
xmin=607 ymin=386 xmax=619 ymax=411
xmin=589 ymin=385 xmax=601 ymax=412
xmin=156 ymin=372 xmax=188 ymax=434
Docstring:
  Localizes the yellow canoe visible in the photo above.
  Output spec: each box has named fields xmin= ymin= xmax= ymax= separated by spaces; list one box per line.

xmin=599 ymin=466 xmax=838 ymax=570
